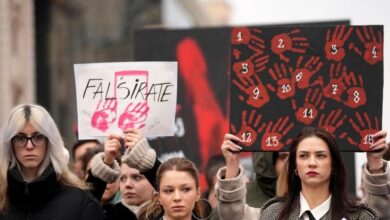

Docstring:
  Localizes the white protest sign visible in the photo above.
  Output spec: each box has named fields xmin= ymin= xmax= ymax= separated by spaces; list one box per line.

xmin=74 ymin=62 xmax=177 ymax=139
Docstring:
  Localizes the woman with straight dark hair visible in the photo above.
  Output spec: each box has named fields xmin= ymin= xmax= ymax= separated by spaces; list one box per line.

xmin=268 ymin=126 xmax=375 ymax=219
xmin=0 ymin=104 xmax=104 ymax=220
xmin=217 ymin=127 xmax=387 ymax=220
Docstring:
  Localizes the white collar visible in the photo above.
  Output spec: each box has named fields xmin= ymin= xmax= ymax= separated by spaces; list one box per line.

xmin=299 ymin=192 xmax=331 ymax=220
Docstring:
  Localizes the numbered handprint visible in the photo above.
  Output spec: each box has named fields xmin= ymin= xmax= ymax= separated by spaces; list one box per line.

xmin=267 ymin=62 xmax=296 ymax=99
xmin=91 ymin=99 xmax=117 ymax=132
xmin=271 ymin=29 xmax=309 ymax=63
xmin=342 ymin=71 xmax=366 ymax=108
xmin=318 ymin=109 xmax=346 ymax=133
xmin=291 ymin=88 xmax=326 ymax=125
xmin=260 ymin=116 xmax=294 ymax=151
xmin=324 ymin=25 xmax=353 ymax=62
xmin=233 ymin=54 xmax=270 ymax=79
xmin=349 ymin=27 xmax=383 ymax=65
xmin=118 ymin=102 xmax=149 ymax=131
xmin=290 ymin=56 xmax=323 ymax=89
xmin=340 ymin=112 xmax=379 ymax=151
xmin=230 ymin=110 xmax=266 ymax=147
xmin=233 ymin=72 xmax=270 ymax=108
xmin=323 ymin=62 xmax=346 ymax=102
xmin=231 ymin=27 xmax=265 ymax=55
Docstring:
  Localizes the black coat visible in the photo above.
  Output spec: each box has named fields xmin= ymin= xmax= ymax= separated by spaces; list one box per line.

xmin=106 ymin=203 xmax=137 ymax=220
xmin=0 ymin=165 xmax=104 ymax=220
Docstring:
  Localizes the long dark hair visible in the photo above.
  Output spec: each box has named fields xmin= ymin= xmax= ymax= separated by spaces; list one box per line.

xmin=143 ymin=157 xmax=207 ymax=219
xmin=278 ymin=126 xmax=362 ymax=219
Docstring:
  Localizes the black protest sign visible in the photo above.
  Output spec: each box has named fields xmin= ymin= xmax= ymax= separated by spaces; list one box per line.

xmin=229 ymin=25 xmax=383 ymax=151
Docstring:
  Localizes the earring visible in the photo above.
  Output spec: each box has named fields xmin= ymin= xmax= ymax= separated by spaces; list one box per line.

xmin=192 ymin=198 xmax=214 ymax=220
xmin=294 ymin=169 xmax=298 ymax=175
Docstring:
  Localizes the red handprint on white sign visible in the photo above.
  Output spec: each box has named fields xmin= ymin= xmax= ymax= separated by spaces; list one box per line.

xmin=91 ymin=99 xmax=117 ymax=132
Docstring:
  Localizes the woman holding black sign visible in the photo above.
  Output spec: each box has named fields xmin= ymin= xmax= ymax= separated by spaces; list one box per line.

xmin=217 ymin=127 xmax=387 ymax=220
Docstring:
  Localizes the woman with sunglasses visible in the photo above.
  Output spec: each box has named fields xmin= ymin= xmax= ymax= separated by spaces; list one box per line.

xmin=0 ymin=104 xmax=104 ymax=220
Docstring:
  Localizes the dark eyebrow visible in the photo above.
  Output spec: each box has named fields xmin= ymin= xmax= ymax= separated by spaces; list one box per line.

xmin=298 ymin=151 xmax=309 ymax=154
xmin=298 ymin=151 xmax=328 ymax=154
xmin=315 ymin=151 xmax=328 ymax=154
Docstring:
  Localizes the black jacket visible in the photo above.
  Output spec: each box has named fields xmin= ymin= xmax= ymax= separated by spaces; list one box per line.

xmin=0 ymin=165 xmax=104 ymax=220
xmin=107 ymin=203 xmax=137 ymax=220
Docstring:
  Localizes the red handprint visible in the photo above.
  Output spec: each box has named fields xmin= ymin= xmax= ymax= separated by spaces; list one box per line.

xmin=230 ymin=110 xmax=266 ymax=147
xmin=349 ymin=27 xmax=383 ymax=65
xmin=292 ymin=88 xmax=326 ymax=125
xmin=231 ymin=27 xmax=265 ymax=55
xmin=232 ymin=73 xmax=270 ymax=108
xmin=91 ymin=99 xmax=117 ymax=132
xmin=342 ymin=71 xmax=366 ymax=108
xmin=323 ymin=62 xmax=346 ymax=102
xmin=271 ymin=29 xmax=309 ymax=63
xmin=118 ymin=102 xmax=149 ymax=131
xmin=233 ymin=54 xmax=270 ymax=79
xmin=324 ymin=25 xmax=353 ymax=62
xmin=340 ymin=112 xmax=379 ymax=151
xmin=318 ymin=109 xmax=347 ymax=133
xmin=260 ymin=116 xmax=294 ymax=151
xmin=290 ymin=56 xmax=323 ymax=89
xmin=267 ymin=62 xmax=296 ymax=99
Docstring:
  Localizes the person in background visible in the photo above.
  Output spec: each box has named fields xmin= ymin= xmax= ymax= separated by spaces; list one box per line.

xmin=0 ymin=104 xmax=104 ymax=220
xmin=87 ymin=130 xmax=157 ymax=219
xmin=71 ymin=139 xmax=101 ymax=179
xmin=204 ymin=155 xmax=226 ymax=209
xmin=81 ymin=147 xmax=121 ymax=216
xmin=245 ymin=151 xmax=289 ymax=207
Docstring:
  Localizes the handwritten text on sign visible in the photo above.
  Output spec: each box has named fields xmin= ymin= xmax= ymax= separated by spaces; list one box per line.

xmin=74 ymin=62 xmax=178 ymax=139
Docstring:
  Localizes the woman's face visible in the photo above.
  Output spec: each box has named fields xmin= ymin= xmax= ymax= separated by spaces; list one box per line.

xmin=102 ymin=180 xmax=119 ymax=204
xmin=12 ymin=122 xmax=47 ymax=178
xmin=158 ymin=170 xmax=200 ymax=220
xmin=296 ymin=136 xmax=332 ymax=189
xmin=119 ymin=164 xmax=154 ymax=206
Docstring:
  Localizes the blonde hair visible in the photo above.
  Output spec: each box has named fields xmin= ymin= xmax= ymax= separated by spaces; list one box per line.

xmin=0 ymin=104 xmax=86 ymax=214
xmin=276 ymin=161 xmax=288 ymax=197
